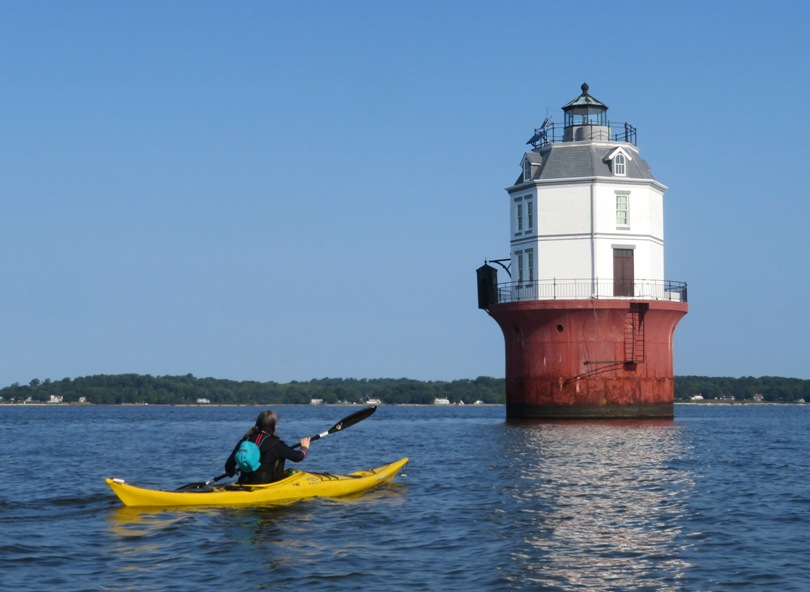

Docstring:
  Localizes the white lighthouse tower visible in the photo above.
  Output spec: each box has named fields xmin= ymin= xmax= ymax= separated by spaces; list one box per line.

xmin=478 ymin=83 xmax=688 ymax=419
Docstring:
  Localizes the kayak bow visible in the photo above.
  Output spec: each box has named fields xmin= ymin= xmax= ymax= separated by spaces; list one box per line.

xmin=106 ymin=458 xmax=408 ymax=507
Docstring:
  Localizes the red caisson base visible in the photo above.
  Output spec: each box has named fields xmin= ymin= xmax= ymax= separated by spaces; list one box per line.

xmin=487 ymin=299 xmax=688 ymax=419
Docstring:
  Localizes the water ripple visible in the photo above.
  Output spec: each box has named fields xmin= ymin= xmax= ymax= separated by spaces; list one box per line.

xmin=1 ymin=405 xmax=810 ymax=590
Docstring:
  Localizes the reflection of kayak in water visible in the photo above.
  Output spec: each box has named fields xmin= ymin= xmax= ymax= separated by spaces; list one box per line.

xmin=106 ymin=458 xmax=409 ymax=507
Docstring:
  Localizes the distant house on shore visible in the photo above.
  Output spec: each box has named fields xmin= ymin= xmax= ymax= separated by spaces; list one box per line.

xmin=433 ymin=397 xmax=451 ymax=405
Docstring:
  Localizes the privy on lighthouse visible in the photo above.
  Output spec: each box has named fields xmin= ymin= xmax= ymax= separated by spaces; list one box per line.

xmin=477 ymin=83 xmax=688 ymax=419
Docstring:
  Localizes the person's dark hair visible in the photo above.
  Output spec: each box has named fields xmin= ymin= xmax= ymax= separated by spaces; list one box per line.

xmin=253 ymin=409 xmax=278 ymax=435
xmin=243 ymin=409 xmax=278 ymax=438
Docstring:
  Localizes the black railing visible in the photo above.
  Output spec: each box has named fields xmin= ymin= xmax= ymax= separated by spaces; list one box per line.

xmin=527 ymin=121 xmax=637 ymax=147
xmin=496 ymin=279 xmax=687 ymax=303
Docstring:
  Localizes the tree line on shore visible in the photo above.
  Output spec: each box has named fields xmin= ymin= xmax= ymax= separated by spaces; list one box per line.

xmin=1 ymin=374 xmax=809 ymax=405
xmin=0 ymin=374 xmax=504 ymax=405
xmin=674 ymin=375 xmax=810 ymax=403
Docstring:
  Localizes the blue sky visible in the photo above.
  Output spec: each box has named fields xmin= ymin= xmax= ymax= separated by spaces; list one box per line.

xmin=1 ymin=1 xmax=808 ymax=386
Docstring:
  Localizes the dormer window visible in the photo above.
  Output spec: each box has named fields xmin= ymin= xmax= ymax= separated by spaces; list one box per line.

xmin=523 ymin=159 xmax=532 ymax=182
xmin=614 ymin=153 xmax=626 ymax=176
xmin=605 ymin=147 xmax=632 ymax=177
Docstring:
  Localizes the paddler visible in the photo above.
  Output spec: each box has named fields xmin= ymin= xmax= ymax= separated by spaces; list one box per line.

xmin=225 ymin=409 xmax=311 ymax=484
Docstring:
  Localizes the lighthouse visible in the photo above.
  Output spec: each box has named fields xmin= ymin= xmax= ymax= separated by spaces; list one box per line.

xmin=478 ymin=83 xmax=688 ymax=419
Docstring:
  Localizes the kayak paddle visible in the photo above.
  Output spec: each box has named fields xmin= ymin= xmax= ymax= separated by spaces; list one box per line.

xmin=291 ymin=404 xmax=377 ymax=449
xmin=174 ymin=405 xmax=378 ymax=491
xmin=174 ymin=473 xmax=230 ymax=491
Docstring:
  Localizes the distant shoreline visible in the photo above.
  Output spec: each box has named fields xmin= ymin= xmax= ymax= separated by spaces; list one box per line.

xmin=0 ymin=402 xmax=504 ymax=407
xmin=1 ymin=401 xmax=806 ymax=408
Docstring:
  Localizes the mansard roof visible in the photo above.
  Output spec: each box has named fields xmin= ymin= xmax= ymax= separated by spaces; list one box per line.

xmin=515 ymin=143 xmax=655 ymax=185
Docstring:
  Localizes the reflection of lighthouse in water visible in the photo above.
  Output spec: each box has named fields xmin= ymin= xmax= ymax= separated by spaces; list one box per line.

xmin=478 ymin=84 xmax=688 ymax=419
xmin=502 ymin=420 xmax=694 ymax=586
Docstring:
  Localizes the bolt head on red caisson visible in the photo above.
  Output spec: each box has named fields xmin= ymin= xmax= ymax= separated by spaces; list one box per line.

xmin=478 ymin=84 xmax=688 ymax=419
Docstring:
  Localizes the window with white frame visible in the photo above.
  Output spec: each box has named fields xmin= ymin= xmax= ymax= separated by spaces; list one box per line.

xmin=527 ymin=249 xmax=534 ymax=282
xmin=523 ymin=160 xmax=531 ymax=181
xmin=616 ymin=194 xmax=629 ymax=226
xmin=516 ymin=251 xmax=524 ymax=284
xmin=614 ymin=153 xmax=626 ymax=176
xmin=527 ymin=200 xmax=533 ymax=230
xmin=516 ymin=203 xmax=523 ymax=233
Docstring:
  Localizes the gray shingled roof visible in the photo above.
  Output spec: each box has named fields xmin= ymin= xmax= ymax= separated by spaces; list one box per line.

xmin=516 ymin=144 xmax=655 ymax=185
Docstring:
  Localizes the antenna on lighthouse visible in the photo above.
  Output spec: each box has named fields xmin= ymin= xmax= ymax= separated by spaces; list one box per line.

xmin=526 ymin=114 xmax=553 ymax=148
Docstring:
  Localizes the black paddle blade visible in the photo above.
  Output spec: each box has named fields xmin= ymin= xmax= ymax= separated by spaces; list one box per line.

xmin=326 ymin=404 xmax=377 ymax=435
xmin=298 ymin=405 xmax=378 ymax=446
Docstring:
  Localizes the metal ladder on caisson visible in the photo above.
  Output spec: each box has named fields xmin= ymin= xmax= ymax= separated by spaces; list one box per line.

xmin=624 ymin=302 xmax=648 ymax=364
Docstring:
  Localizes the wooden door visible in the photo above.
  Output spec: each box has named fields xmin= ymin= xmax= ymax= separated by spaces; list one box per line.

xmin=613 ymin=249 xmax=634 ymax=297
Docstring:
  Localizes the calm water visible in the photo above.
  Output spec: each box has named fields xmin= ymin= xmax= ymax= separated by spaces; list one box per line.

xmin=1 ymin=404 xmax=809 ymax=591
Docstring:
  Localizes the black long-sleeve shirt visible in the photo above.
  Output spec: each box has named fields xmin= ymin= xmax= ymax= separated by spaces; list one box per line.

xmin=225 ymin=432 xmax=308 ymax=484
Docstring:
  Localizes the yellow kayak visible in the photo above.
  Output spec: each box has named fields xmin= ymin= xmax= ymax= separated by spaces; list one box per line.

xmin=105 ymin=458 xmax=408 ymax=507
